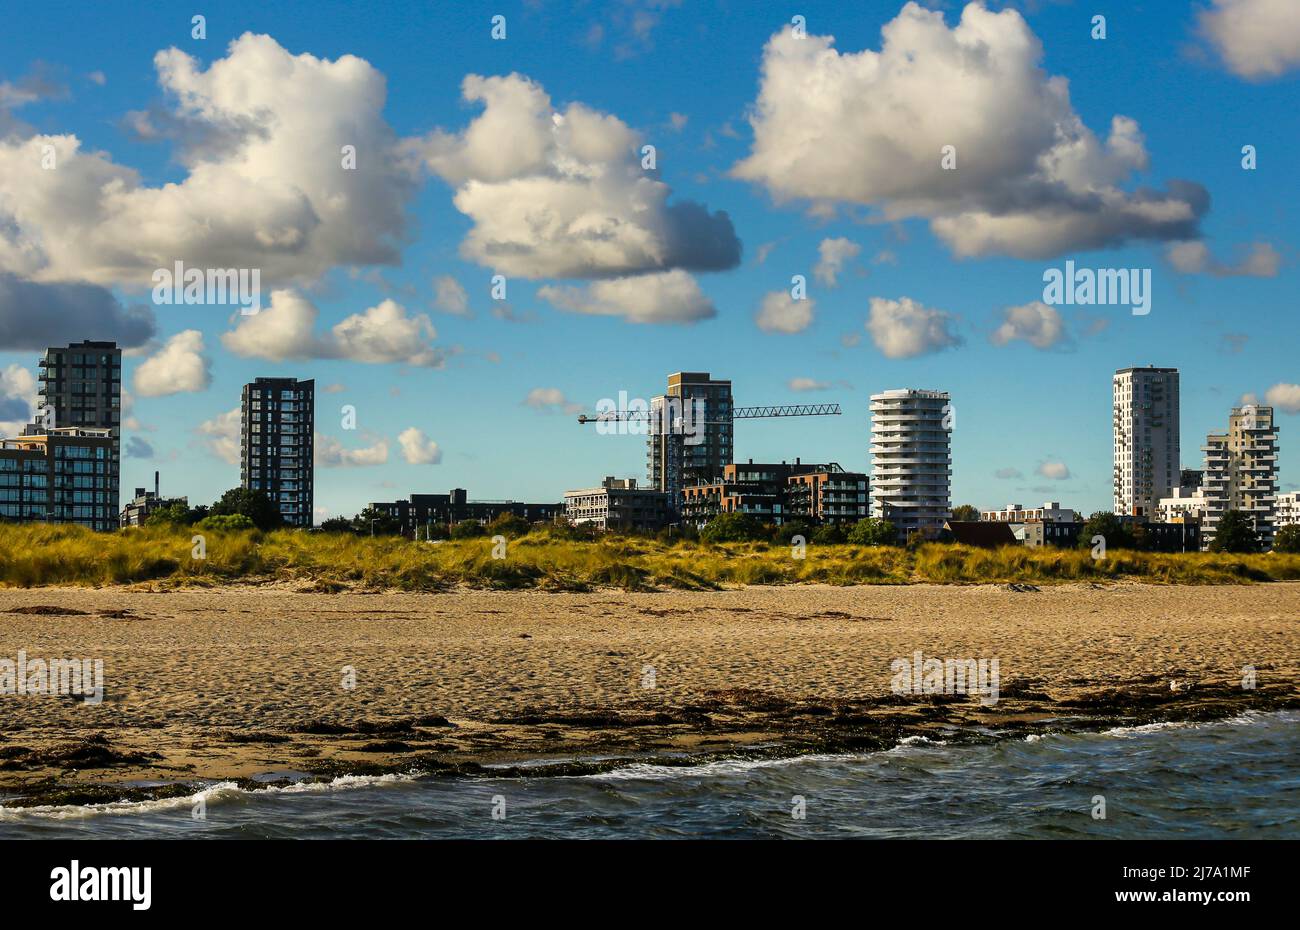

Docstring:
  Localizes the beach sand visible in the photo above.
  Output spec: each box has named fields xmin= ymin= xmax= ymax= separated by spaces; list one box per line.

xmin=1 ymin=581 xmax=1297 ymax=806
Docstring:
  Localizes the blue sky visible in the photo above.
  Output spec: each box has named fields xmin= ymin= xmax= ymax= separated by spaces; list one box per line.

xmin=0 ymin=0 xmax=1295 ymax=519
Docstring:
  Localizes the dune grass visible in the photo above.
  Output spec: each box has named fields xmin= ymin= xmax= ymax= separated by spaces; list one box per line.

xmin=1 ymin=523 xmax=1298 ymax=591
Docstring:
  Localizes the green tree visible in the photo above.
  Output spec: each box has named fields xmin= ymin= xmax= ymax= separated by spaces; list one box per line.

xmin=145 ymin=502 xmax=191 ymax=526
xmin=1273 ymin=524 xmax=1300 ymax=554
xmin=700 ymin=512 xmax=768 ymax=543
xmin=811 ymin=522 xmax=846 ymax=544
xmin=1208 ymin=510 xmax=1261 ymax=554
xmin=450 ymin=519 xmax=487 ymax=540
xmin=950 ymin=504 xmax=980 ymax=522
xmin=486 ymin=511 xmax=530 ymax=538
xmin=772 ymin=520 xmax=813 ymax=544
xmin=318 ymin=516 xmax=356 ymax=534
xmin=848 ymin=517 xmax=897 ymax=547
xmin=352 ymin=506 xmax=401 ymax=536
xmin=655 ymin=523 xmax=698 ymax=544
xmin=1079 ymin=512 xmax=1134 ymax=550
xmin=209 ymin=487 xmax=283 ymax=531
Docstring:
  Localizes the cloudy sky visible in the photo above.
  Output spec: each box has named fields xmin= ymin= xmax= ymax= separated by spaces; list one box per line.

xmin=1 ymin=0 xmax=1296 ymax=518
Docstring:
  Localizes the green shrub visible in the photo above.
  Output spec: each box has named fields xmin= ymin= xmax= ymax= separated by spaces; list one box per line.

xmin=847 ymin=517 xmax=896 ymax=547
xmin=1274 ymin=524 xmax=1300 ymax=554
xmin=197 ymin=513 xmax=256 ymax=531
xmin=772 ymin=520 xmax=813 ymax=544
xmin=450 ymin=520 xmax=487 ymax=540
xmin=700 ymin=512 xmax=768 ymax=543
xmin=812 ymin=523 xmax=846 ymax=544
xmin=209 ymin=487 xmax=283 ymax=531
xmin=486 ymin=512 xmax=531 ymax=538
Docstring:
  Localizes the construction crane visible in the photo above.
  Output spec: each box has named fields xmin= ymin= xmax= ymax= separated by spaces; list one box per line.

xmin=576 ymin=403 xmax=841 ymax=425
xmin=577 ymin=400 xmax=844 ymax=513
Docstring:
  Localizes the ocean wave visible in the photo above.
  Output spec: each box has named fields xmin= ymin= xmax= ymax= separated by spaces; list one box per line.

xmin=0 ymin=772 xmax=417 ymax=821
xmin=578 ymin=752 xmax=860 ymax=782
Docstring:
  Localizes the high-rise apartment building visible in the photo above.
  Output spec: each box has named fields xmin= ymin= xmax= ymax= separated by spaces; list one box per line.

xmin=870 ymin=389 xmax=951 ymax=540
xmin=1200 ymin=405 xmax=1279 ymax=549
xmin=240 ymin=378 xmax=314 ymax=527
xmin=24 ymin=340 xmax=122 ymax=515
xmin=1113 ymin=366 xmax=1180 ymax=518
xmin=646 ymin=371 xmax=733 ymax=513
xmin=30 ymin=340 xmax=123 ymax=435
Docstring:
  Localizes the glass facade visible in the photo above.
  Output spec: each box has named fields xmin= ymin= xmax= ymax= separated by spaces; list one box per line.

xmin=240 ymin=378 xmax=315 ymax=527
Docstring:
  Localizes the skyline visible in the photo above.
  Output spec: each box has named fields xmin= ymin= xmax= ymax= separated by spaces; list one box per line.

xmin=1 ymin=0 xmax=1296 ymax=520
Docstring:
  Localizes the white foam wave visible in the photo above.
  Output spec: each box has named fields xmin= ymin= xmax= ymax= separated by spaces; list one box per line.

xmin=580 ymin=752 xmax=859 ymax=782
xmin=0 ymin=772 xmax=417 ymax=821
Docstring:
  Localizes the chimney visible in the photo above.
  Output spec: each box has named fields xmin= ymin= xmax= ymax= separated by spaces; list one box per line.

xmin=154 ymin=470 xmax=160 ymax=497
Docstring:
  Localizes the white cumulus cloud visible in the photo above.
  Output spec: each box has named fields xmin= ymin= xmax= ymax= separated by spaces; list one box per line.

xmin=1264 ymin=382 xmax=1300 ymax=414
xmin=222 ymin=290 xmax=444 ymax=367
xmin=133 ymin=329 xmax=212 ymax=397
xmin=315 ymin=434 xmax=388 ymax=467
xmin=1199 ymin=0 xmax=1300 ymax=80
xmin=0 ymin=364 xmax=36 ymax=436
xmin=813 ymin=237 xmax=860 ymax=287
xmin=398 ymin=427 xmax=442 ymax=464
xmin=1166 ymin=240 xmax=1281 ymax=277
xmin=866 ymin=296 xmax=961 ymax=358
xmin=990 ymin=301 xmax=1068 ymax=350
xmin=1036 ymin=460 xmax=1071 ymax=480
xmin=788 ymin=378 xmax=831 ymax=392
xmin=756 ymin=291 xmax=814 ymax=334
xmin=416 ymin=73 xmax=740 ymax=280
xmin=732 ymin=4 xmax=1207 ymax=259
xmin=433 ymin=275 xmax=471 ymax=316
xmin=0 ymin=33 xmax=417 ymax=289
xmin=538 ymin=269 xmax=715 ymax=324
xmin=523 ymin=387 xmax=582 ymax=415
xmin=196 ymin=406 xmax=241 ymax=464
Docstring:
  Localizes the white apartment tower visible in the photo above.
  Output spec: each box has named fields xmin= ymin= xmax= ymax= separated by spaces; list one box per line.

xmin=870 ymin=389 xmax=951 ymax=540
xmin=1201 ymin=405 xmax=1279 ymax=550
xmin=1113 ymin=367 xmax=1180 ymax=518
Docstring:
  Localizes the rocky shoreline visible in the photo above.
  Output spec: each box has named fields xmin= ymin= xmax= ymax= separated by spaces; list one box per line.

xmin=4 ymin=675 xmax=1294 ymax=809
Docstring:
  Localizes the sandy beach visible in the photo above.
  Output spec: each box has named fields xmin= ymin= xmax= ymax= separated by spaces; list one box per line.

xmin=1 ymin=581 xmax=1297 ymax=806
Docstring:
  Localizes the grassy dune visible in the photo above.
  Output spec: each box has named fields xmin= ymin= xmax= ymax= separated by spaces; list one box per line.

xmin=1 ymin=524 xmax=1297 ymax=590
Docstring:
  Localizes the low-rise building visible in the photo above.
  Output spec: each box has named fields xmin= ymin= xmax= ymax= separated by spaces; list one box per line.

xmin=1157 ymin=486 xmax=1207 ymax=524
xmin=120 ymin=473 xmax=187 ymax=527
xmin=1137 ymin=520 xmax=1202 ymax=552
xmin=369 ymin=488 xmax=564 ymax=536
xmin=564 ymin=477 xmax=670 ymax=532
xmin=980 ymin=502 xmax=1080 ymax=523
xmin=0 ymin=427 xmax=118 ymax=531
xmin=679 ymin=459 xmax=867 ymax=527
xmin=1009 ymin=519 xmax=1197 ymax=551
xmin=943 ymin=521 xmax=1017 ymax=548
xmin=1277 ymin=491 xmax=1300 ymax=528
xmin=786 ymin=467 xmax=869 ymax=524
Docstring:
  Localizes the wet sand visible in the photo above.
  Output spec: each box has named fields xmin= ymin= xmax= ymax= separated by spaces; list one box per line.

xmin=0 ymin=581 xmax=1297 ymax=807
